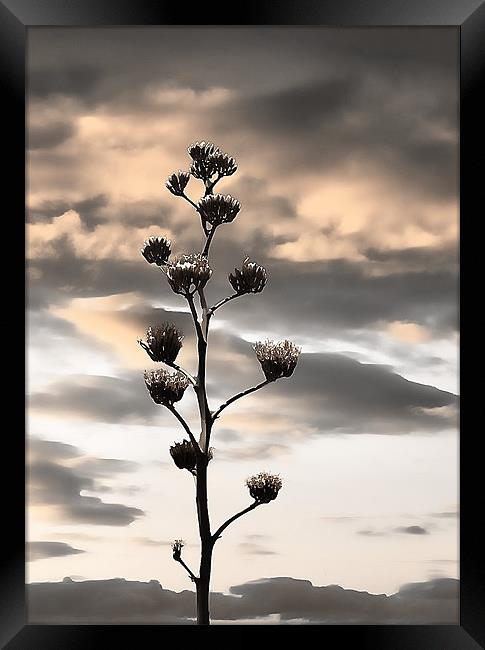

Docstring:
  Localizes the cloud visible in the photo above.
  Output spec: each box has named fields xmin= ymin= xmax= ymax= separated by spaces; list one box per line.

xmin=395 ymin=525 xmax=429 ymax=535
xmin=29 ymin=120 xmax=76 ymax=150
xmin=239 ymin=535 xmax=277 ymax=556
xmin=429 ymin=507 xmax=459 ymax=519
xmin=26 ymin=27 xmax=458 ymax=320
xmin=28 ymin=194 xmax=109 ymax=229
xmin=28 ymin=438 xmax=145 ymax=526
xmin=133 ymin=538 xmax=173 ymax=548
xmin=249 ymin=351 xmax=458 ymax=435
xmin=357 ymin=529 xmax=388 ymax=537
xmin=27 ymin=576 xmax=458 ymax=624
xmin=27 ymin=220 xmax=458 ymax=337
xmin=28 ymin=338 xmax=457 ymax=435
xmin=358 ymin=524 xmax=430 ymax=537
xmin=28 ymin=373 xmax=159 ymax=424
xmin=29 ymin=63 xmax=102 ymax=102
xmin=27 ymin=210 xmax=176 ymax=263
xmin=27 ymin=541 xmax=85 ymax=562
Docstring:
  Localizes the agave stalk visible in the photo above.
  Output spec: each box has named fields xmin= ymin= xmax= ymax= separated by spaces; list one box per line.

xmin=139 ymin=142 xmax=300 ymax=624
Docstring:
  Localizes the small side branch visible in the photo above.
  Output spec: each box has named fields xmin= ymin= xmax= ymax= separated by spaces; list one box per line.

xmin=212 ymin=501 xmax=259 ymax=543
xmin=201 ymin=226 xmax=217 ymax=258
xmin=212 ymin=379 xmax=271 ymax=420
xmin=173 ymin=554 xmax=198 ymax=583
xmin=181 ymin=192 xmax=199 ymax=213
xmin=205 ymin=174 xmax=223 ymax=196
xmin=208 ymin=293 xmax=239 ymax=316
xmin=166 ymin=404 xmax=202 ymax=455
xmin=167 ymin=361 xmax=197 ymax=387
xmin=180 ymin=192 xmax=208 ymax=236
xmin=186 ymin=294 xmax=205 ymax=342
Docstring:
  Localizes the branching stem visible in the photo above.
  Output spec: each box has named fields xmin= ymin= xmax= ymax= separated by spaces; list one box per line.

xmin=181 ymin=192 xmax=199 ymax=212
xmin=166 ymin=403 xmax=201 ymax=455
xmin=186 ymin=294 xmax=205 ymax=342
xmin=174 ymin=555 xmax=198 ymax=583
xmin=212 ymin=379 xmax=272 ymax=420
xmin=208 ymin=293 xmax=239 ymax=316
xmin=202 ymin=227 xmax=217 ymax=258
xmin=167 ymin=361 xmax=197 ymax=386
xmin=212 ymin=501 xmax=260 ymax=543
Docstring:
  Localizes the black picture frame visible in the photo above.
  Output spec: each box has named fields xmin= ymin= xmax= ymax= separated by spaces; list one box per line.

xmin=2 ymin=0 xmax=482 ymax=646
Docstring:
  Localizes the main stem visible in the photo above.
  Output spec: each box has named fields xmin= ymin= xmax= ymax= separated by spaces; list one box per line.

xmin=195 ymin=454 xmax=213 ymax=625
xmin=192 ymin=284 xmax=213 ymax=624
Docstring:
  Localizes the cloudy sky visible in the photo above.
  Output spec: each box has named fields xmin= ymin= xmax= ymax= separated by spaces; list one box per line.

xmin=26 ymin=27 xmax=459 ymax=623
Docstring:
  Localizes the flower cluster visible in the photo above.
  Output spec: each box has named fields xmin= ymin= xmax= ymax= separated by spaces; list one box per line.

xmin=170 ymin=440 xmax=197 ymax=472
xmin=166 ymin=253 xmax=212 ymax=295
xmin=144 ymin=369 xmax=189 ymax=405
xmin=246 ymin=472 xmax=283 ymax=504
xmin=188 ymin=141 xmax=237 ymax=182
xmin=188 ymin=141 xmax=219 ymax=161
xmin=210 ymin=151 xmax=237 ymax=177
xmin=229 ymin=257 xmax=267 ymax=295
xmin=169 ymin=440 xmax=213 ymax=472
xmin=141 ymin=236 xmax=172 ymax=266
xmin=172 ymin=539 xmax=185 ymax=560
xmin=138 ymin=323 xmax=184 ymax=364
xmin=254 ymin=339 xmax=301 ymax=381
xmin=197 ymin=194 xmax=241 ymax=227
xmin=165 ymin=171 xmax=190 ymax=197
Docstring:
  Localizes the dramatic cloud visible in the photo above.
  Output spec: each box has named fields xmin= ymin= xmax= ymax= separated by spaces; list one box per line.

xmin=28 ymin=438 xmax=145 ymax=526
xmin=27 ymin=542 xmax=85 ymax=562
xmin=28 ymin=347 xmax=457 ymax=434
xmin=27 ymin=219 xmax=458 ymax=336
xmin=28 ymin=576 xmax=458 ymax=624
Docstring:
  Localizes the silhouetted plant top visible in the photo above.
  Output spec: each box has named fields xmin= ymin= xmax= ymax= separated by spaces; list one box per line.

xmin=198 ymin=194 xmax=241 ymax=226
xmin=165 ymin=253 xmax=212 ymax=296
xmin=138 ymin=139 xmax=301 ymax=625
xmin=229 ymin=257 xmax=267 ymax=295
xmin=246 ymin=472 xmax=283 ymax=504
xmin=141 ymin=236 xmax=172 ymax=266
xmin=144 ymin=369 xmax=190 ymax=405
xmin=254 ymin=340 xmax=301 ymax=381
xmin=138 ymin=324 xmax=184 ymax=364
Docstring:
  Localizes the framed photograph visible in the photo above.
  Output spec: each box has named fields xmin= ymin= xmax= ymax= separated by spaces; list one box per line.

xmin=2 ymin=0 xmax=482 ymax=646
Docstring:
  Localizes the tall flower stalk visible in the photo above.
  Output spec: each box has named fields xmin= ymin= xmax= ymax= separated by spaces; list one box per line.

xmin=139 ymin=141 xmax=300 ymax=625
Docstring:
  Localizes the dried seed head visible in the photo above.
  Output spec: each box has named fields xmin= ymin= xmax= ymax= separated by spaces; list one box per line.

xmin=197 ymin=194 xmax=241 ymax=227
xmin=165 ymin=171 xmax=190 ymax=196
xmin=172 ymin=539 xmax=185 ymax=560
xmin=229 ymin=257 xmax=267 ymax=295
xmin=188 ymin=141 xmax=220 ymax=181
xmin=144 ymin=369 xmax=189 ymax=406
xmin=165 ymin=253 xmax=212 ymax=295
xmin=211 ymin=151 xmax=237 ymax=177
xmin=170 ymin=440 xmax=197 ymax=472
xmin=188 ymin=141 xmax=220 ymax=161
xmin=246 ymin=472 xmax=283 ymax=504
xmin=190 ymin=158 xmax=218 ymax=182
xmin=138 ymin=323 xmax=184 ymax=363
xmin=141 ymin=236 xmax=172 ymax=266
xmin=253 ymin=339 xmax=301 ymax=381
xmin=187 ymin=141 xmax=237 ymax=183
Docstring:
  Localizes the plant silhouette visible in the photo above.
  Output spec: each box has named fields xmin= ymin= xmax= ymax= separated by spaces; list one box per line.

xmin=139 ymin=142 xmax=300 ymax=625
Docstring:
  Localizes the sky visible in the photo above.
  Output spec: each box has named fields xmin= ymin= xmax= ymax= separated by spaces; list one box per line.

xmin=26 ymin=27 xmax=459 ymax=623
